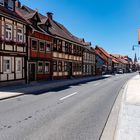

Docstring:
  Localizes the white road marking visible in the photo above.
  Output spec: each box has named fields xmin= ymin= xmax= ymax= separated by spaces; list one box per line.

xmin=59 ymin=92 xmax=78 ymax=101
xmin=94 ymin=82 xmax=100 ymax=86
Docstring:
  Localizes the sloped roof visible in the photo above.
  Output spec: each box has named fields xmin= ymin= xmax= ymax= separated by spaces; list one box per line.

xmin=111 ymin=54 xmax=128 ymax=64
xmin=98 ymin=47 xmax=111 ymax=58
xmin=110 ymin=55 xmax=119 ymax=64
xmin=95 ymin=49 xmax=107 ymax=62
xmin=16 ymin=6 xmax=43 ymax=32
xmin=0 ymin=5 xmax=26 ymax=24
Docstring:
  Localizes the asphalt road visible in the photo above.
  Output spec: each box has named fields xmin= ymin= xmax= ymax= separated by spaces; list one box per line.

xmin=0 ymin=73 xmax=136 ymax=140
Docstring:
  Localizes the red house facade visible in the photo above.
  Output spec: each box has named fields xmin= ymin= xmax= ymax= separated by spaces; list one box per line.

xmin=16 ymin=3 xmax=53 ymax=82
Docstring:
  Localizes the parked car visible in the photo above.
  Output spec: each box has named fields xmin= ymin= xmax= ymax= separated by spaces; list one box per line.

xmin=118 ymin=69 xmax=123 ymax=74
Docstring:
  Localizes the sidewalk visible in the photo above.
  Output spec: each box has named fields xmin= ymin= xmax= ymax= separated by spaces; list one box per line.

xmin=115 ymin=75 xmax=140 ymax=140
xmin=0 ymin=75 xmax=111 ymax=100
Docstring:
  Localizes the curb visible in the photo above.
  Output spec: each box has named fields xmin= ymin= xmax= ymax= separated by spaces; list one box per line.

xmin=100 ymin=81 xmax=129 ymax=140
xmin=114 ymin=80 xmax=130 ymax=140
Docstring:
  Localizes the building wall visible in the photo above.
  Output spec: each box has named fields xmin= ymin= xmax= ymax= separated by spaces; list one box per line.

xmin=52 ymin=38 xmax=83 ymax=79
xmin=27 ymin=31 xmax=53 ymax=82
xmin=83 ymin=49 xmax=95 ymax=76
xmin=0 ymin=15 xmax=26 ymax=83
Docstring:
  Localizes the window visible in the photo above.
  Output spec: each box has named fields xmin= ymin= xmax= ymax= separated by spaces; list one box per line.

xmin=45 ymin=62 xmax=50 ymax=73
xmin=32 ymin=40 xmax=37 ymax=50
xmin=65 ymin=42 xmax=68 ymax=53
xmin=17 ymin=28 xmax=23 ymax=42
xmin=46 ymin=43 xmax=51 ymax=52
xmin=5 ymin=24 xmax=12 ymax=40
xmin=53 ymin=61 xmax=57 ymax=71
xmin=64 ymin=62 xmax=68 ymax=71
xmin=62 ymin=41 xmax=65 ymax=52
xmin=8 ymin=0 xmax=13 ymax=10
xmin=0 ymin=0 xmax=4 ymax=5
xmin=58 ymin=61 xmax=62 ymax=71
xmin=40 ymin=42 xmax=45 ymax=51
xmin=57 ymin=39 xmax=62 ymax=51
xmin=53 ymin=39 xmax=57 ymax=51
xmin=38 ymin=62 xmax=43 ymax=73
xmin=3 ymin=57 xmax=11 ymax=73
xmin=69 ymin=43 xmax=72 ymax=54
xmin=16 ymin=58 xmax=22 ymax=72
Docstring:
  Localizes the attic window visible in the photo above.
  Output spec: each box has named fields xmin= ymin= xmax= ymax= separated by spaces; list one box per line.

xmin=0 ymin=0 xmax=4 ymax=6
xmin=33 ymin=20 xmax=37 ymax=28
xmin=8 ymin=0 xmax=14 ymax=11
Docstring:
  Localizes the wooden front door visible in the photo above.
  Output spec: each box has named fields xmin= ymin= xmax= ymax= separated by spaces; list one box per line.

xmin=68 ymin=62 xmax=72 ymax=77
xmin=29 ymin=63 xmax=36 ymax=81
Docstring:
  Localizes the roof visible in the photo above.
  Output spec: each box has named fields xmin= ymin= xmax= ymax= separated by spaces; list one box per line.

xmin=111 ymin=54 xmax=129 ymax=64
xmin=16 ymin=6 xmax=44 ymax=32
xmin=0 ymin=5 xmax=26 ymax=24
xmin=95 ymin=46 xmax=111 ymax=58
xmin=110 ymin=55 xmax=119 ymax=64
xmin=95 ymin=49 xmax=107 ymax=62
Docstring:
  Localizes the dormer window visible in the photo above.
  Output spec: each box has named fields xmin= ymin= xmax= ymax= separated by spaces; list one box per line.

xmin=8 ymin=0 xmax=14 ymax=11
xmin=32 ymin=14 xmax=39 ymax=28
xmin=0 ymin=0 xmax=4 ymax=6
xmin=2 ymin=0 xmax=14 ymax=11
xmin=32 ymin=20 xmax=37 ymax=28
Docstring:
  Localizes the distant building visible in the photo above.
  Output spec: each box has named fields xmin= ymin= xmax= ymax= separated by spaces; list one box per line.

xmin=82 ymin=44 xmax=95 ymax=76
xmin=95 ymin=46 xmax=112 ymax=74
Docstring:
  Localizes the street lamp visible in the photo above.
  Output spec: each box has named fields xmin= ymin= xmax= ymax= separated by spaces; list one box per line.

xmin=132 ymin=45 xmax=140 ymax=60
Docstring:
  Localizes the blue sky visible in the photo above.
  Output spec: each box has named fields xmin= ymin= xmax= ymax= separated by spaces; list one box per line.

xmin=20 ymin=0 xmax=140 ymax=60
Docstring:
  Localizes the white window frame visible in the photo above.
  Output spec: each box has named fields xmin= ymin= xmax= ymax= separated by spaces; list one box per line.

xmin=16 ymin=58 xmax=22 ymax=73
xmin=5 ymin=24 xmax=12 ymax=40
xmin=38 ymin=61 xmax=43 ymax=73
xmin=17 ymin=28 xmax=23 ymax=42
xmin=0 ymin=0 xmax=4 ymax=5
xmin=3 ymin=57 xmax=11 ymax=74
xmin=39 ymin=41 xmax=45 ymax=52
xmin=46 ymin=42 xmax=52 ymax=52
xmin=44 ymin=62 xmax=50 ymax=73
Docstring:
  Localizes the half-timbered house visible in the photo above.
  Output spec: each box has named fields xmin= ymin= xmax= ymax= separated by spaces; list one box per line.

xmin=0 ymin=0 xmax=27 ymax=85
xmin=82 ymin=42 xmax=96 ymax=76
xmin=39 ymin=12 xmax=85 ymax=79
xmin=95 ymin=46 xmax=112 ymax=74
xmin=16 ymin=2 xmax=53 ymax=82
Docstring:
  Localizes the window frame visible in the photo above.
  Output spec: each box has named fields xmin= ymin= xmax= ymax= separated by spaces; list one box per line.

xmin=17 ymin=28 xmax=23 ymax=43
xmin=5 ymin=24 xmax=12 ymax=41
xmin=58 ymin=61 xmax=62 ymax=72
xmin=44 ymin=62 xmax=50 ymax=73
xmin=39 ymin=41 xmax=45 ymax=52
xmin=53 ymin=61 xmax=57 ymax=72
xmin=46 ymin=42 xmax=51 ymax=52
xmin=32 ymin=40 xmax=38 ymax=51
xmin=38 ymin=61 xmax=43 ymax=73
xmin=16 ymin=58 xmax=22 ymax=73
xmin=3 ymin=57 xmax=11 ymax=74
xmin=0 ymin=0 xmax=4 ymax=6
xmin=8 ymin=0 xmax=14 ymax=11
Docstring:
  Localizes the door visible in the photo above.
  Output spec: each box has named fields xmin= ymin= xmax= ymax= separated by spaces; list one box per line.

xmin=29 ymin=63 xmax=36 ymax=81
xmin=68 ymin=62 xmax=72 ymax=78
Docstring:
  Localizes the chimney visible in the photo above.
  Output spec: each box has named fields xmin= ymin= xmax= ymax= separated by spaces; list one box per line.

xmin=15 ymin=0 xmax=21 ymax=8
xmin=47 ymin=12 xmax=53 ymax=20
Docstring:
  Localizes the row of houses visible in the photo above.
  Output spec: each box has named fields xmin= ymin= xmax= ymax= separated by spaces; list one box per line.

xmin=0 ymin=0 xmax=135 ymax=85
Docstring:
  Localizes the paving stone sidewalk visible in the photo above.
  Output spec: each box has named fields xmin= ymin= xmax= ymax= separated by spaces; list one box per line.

xmin=0 ymin=75 xmax=111 ymax=100
xmin=115 ymin=75 xmax=140 ymax=140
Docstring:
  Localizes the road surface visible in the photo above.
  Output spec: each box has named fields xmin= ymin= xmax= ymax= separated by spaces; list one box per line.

xmin=0 ymin=73 xmax=136 ymax=140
